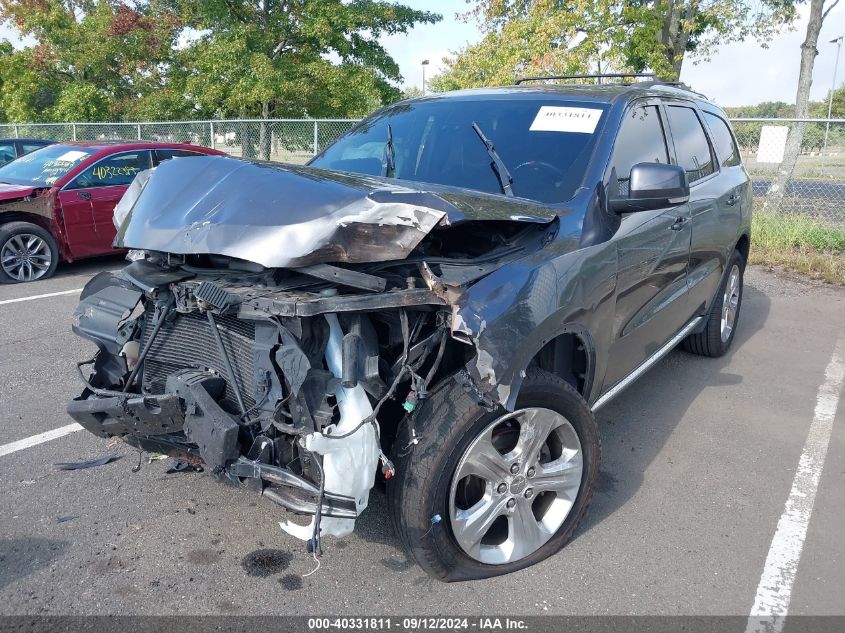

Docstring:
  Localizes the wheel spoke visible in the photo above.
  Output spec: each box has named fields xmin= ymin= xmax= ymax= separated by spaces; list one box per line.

xmin=509 ymin=502 xmax=549 ymax=560
xmin=531 ymin=454 xmax=582 ymax=496
xmin=461 ymin=429 xmax=511 ymax=483
xmin=30 ymin=259 xmax=50 ymax=271
xmin=452 ymin=495 xmax=509 ymax=557
xmin=513 ymin=408 xmax=558 ymax=464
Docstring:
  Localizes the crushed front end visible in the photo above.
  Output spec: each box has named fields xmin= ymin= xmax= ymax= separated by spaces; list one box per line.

xmin=67 ymin=254 xmax=461 ymax=545
xmin=67 ymin=156 xmax=562 ymax=551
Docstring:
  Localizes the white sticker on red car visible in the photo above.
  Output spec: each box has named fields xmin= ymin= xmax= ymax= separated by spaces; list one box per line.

xmin=55 ymin=150 xmax=89 ymax=162
xmin=529 ymin=106 xmax=603 ymax=134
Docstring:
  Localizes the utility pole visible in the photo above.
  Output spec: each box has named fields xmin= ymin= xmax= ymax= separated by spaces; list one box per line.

xmin=421 ymin=59 xmax=430 ymax=95
xmin=824 ymin=35 xmax=843 ymax=152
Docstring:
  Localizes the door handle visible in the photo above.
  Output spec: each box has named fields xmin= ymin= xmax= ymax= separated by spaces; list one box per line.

xmin=669 ymin=216 xmax=688 ymax=231
xmin=76 ymin=191 xmax=92 ymax=201
xmin=726 ymin=193 xmax=740 ymax=206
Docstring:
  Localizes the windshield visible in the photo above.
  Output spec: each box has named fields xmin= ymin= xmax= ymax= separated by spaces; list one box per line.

xmin=0 ymin=144 xmax=95 ymax=187
xmin=310 ymin=98 xmax=607 ymax=203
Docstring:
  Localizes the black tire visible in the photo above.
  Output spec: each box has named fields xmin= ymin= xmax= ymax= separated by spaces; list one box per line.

xmin=0 ymin=221 xmax=59 ymax=283
xmin=682 ymin=249 xmax=745 ymax=357
xmin=388 ymin=367 xmax=601 ymax=582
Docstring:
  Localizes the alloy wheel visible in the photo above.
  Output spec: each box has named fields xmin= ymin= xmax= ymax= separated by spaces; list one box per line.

xmin=448 ymin=407 xmax=584 ymax=565
xmin=0 ymin=233 xmax=53 ymax=282
xmin=720 ymin=264 xmax=741 ymax=343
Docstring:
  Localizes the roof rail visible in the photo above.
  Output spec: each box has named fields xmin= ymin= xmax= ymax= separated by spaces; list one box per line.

xmin=514 ymin=73 xmax=657 ymax=85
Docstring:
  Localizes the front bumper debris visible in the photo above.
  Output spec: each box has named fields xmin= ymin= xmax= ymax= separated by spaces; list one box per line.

xmin=67 ymin=370 xmax=358 ymax=520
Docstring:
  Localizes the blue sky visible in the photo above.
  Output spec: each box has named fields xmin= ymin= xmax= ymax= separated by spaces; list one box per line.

xmin=2 ymin=0 xmax=845 ymax=109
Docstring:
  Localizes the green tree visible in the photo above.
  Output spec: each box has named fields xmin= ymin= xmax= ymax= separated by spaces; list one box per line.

xmin=0 ymin=0 xmax=439 ymax=125
xmin=165 ymin=0 xmax=439 ymax=156
xmin=0 ymin=0 xmax=183 ymax=121
xmin=432 ymin=0 xmax=798 ymax=89
xmin=810 ymin=83 xmax=845 ymax=118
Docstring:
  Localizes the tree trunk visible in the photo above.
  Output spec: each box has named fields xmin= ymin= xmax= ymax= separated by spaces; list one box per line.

xmin=658 ymin=0 xmax=694 ymax=80
xmin=259 ymin=100 xmax=271 ymax=161
xmin=764 ymin=0 xmax=827 ymax=212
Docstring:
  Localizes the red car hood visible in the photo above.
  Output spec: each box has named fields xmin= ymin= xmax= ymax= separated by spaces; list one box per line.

xmin=0 ymin=183 xmax=39 ymax=202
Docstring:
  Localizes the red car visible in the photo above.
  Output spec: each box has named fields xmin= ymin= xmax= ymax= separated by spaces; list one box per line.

xmin=0 ymin=140 xmax=225 ymax=283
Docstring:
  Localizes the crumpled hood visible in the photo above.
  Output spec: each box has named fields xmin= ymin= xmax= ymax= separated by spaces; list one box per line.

xmin=115 ymin=156 xmax=557 ymax=268
xmin=0 ymin=183 xmax=39 ymax=202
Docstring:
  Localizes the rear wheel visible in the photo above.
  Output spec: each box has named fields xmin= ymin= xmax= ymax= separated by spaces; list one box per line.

xmin=388 ymin=367 xmax=601 ymax=581
xmin=0 ymin=222 xmax=59 ymax=283
xmin=682 ymin=249 xmax=745 ymax=357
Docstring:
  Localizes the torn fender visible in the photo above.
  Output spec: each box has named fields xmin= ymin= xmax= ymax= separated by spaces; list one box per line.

xmin=453 ymin=236 xmax=618 ymax=410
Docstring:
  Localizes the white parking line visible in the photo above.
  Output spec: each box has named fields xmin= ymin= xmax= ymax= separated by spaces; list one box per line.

xmin=746 ymin=336 xmax=845 ymax=633
xmin=0 ymin=288 xmax=83 ymax=306
xmin=0 ymin=423 xmax=84 ymax=458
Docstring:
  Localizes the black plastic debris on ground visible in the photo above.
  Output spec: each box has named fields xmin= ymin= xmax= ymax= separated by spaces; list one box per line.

xmin=165 ymin=459 xmax=204 ymax=474
xmin=54 ymin=455 xmax=122 ymax=471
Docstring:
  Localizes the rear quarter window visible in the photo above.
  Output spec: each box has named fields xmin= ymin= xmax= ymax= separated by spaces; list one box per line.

xmin=703 ymin=112 xmax=741 ymax=167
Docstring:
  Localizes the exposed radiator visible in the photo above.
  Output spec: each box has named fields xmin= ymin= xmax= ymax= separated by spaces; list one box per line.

xmin=142 ymin=310 xmax=256 ymax=410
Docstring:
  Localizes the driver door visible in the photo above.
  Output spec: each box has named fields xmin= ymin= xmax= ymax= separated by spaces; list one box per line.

xmin=59 ymin=150 xmax=152 ymax=258
xmin=603 ymin=102 xmax=692 ymax=388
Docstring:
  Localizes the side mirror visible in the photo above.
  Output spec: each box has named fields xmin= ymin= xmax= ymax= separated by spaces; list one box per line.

xmin=609 ymin=162 xmax=690 ymax=214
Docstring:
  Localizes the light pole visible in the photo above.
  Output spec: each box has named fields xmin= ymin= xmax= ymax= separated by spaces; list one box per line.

xmin=824 ymin=35 xmax=843 ymax=152
xmin=421 ymin=59 xmax=430 ymax=96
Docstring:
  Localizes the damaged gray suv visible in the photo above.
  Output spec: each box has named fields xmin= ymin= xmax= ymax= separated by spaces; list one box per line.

xmin=68 ymin=75 xmax=751 ymax=581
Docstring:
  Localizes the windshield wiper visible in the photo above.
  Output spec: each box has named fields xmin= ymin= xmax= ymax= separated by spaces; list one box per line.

xmin=381 ymin=123 xmax=396 ymax=178
xmin=471 ymin=121 xmax=514 ymax=197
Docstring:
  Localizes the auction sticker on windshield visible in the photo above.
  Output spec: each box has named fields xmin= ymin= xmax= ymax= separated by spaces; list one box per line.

xmin=529 ymin=106 xmax=603 ymax=134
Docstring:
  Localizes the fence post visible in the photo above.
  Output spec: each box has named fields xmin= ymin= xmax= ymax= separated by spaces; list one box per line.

xmin=14 ymin=124 xmax=19 ymax=138
xmin=137 ymin=124 xmax=142 ymax=140
xmin=313 ymin=121 xmax=319 ymax=155
xmin=210 ymin=121 xmax=215 ymax=150
xmin=72 ymin=123 xmax=77 ymax=141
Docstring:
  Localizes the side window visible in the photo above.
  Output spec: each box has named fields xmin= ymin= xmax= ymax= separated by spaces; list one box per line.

xmin=703 ymin=112 xmax=741 ymax=167
xmin=0 ymin=143 xmax=17 ymax=165
xmin=666 ymin=106 xmax=715 ymax=182
xmin=68 ymin=151 xmax=152 ymax=189
xmin=609 ymin=105 xmax=669 ymax=194
xmin=154 ymin=148 xmax=203 ymax=165
xmin=21 ymin=142 xmax=47 ymax=155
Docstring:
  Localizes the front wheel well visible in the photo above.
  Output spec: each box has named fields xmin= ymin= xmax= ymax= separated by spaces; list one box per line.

xmin=735 ymin=233 xmax=750 ymax=263
xmin=528 ymin=332 xmax=589 ymax=396
xmin=0 ymin=212 xmax=52 ymax=233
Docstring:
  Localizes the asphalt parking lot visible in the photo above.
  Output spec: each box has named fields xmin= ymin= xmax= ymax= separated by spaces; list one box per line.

xmin=0 ymin=258 xmax=843 ymax=618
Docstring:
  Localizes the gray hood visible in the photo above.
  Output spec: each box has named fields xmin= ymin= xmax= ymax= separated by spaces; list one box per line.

xmin=116 ymin=155 xmax=557 ymax=268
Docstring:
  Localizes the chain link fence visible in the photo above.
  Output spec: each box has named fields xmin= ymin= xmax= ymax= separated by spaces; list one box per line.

xmin=731 ymin=118 xmax=845 ymax=229
xmin=0 ymin=117 xmax=843 ymax=233
xmin=0 ymin=119 xmax=359 ymax=164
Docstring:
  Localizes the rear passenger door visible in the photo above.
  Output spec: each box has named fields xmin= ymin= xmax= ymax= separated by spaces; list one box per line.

xmin=664 ymin=104 xmax=738 ymax=315
xmin=604 ymin=102 xmax=693 ymax=388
